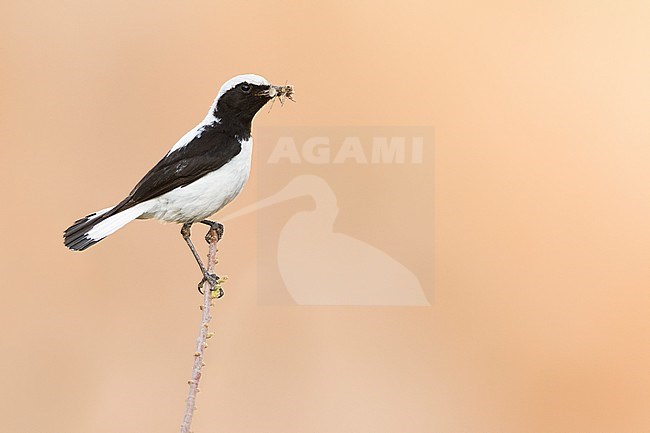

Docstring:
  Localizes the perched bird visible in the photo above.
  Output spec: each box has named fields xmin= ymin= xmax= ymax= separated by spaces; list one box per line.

xmin=64 ymin=74 xmax=294 ymax=292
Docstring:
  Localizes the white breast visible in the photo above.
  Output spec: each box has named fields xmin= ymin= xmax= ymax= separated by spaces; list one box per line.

xmin=143 ymin=137 xmax=253 ymax=223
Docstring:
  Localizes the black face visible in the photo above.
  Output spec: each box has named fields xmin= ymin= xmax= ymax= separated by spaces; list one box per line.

xmin=214 ymin=82 xmax=273 ymax=122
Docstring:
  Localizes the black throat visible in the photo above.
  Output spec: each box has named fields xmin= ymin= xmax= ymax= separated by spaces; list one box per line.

xmin=212 ymin=109 xmax=253 ymax=141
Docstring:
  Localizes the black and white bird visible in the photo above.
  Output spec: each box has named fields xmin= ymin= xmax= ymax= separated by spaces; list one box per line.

xmin=64 ymin=74 xmax=293 ymax=291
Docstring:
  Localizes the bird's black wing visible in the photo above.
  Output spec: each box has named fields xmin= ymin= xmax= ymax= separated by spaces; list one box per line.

xmin=116 ymin=125 xmax=243 ymax=212
xmin=63 ymin=126 xmax=242 ymax=250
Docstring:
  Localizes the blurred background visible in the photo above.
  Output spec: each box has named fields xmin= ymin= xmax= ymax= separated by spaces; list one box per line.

xmin=1 ymin=1 xmax=649 ymax=432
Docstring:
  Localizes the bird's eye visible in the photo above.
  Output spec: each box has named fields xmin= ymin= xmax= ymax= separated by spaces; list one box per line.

xmin=240 ymin=83 xmax=252 ymax=94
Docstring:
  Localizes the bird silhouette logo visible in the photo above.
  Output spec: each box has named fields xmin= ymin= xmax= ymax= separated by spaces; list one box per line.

xmin=223 ymin=175 xmax=430 ymax=306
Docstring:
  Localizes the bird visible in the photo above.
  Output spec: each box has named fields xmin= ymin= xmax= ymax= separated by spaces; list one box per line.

xmin=63 ymin=74 xmax=294 ymax=293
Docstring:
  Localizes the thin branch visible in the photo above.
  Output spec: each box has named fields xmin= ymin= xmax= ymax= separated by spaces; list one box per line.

xmin=180 ymin=226 xmax=222 ymax=433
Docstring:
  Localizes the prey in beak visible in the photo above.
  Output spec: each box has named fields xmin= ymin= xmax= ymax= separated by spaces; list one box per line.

xmin=265 ymin=83 xmax=295 ymax=112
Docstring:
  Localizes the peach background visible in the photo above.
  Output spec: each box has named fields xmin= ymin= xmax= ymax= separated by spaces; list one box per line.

xmin=2 ymin=1 xmax=649 ymax=432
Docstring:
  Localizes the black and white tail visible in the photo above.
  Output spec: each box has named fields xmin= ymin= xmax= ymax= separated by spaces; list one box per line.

xmin=63 ymin=202 xmax=149 ymax=251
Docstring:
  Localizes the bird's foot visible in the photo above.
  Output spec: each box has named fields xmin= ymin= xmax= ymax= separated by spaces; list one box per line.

xmin=197 ymin=272 xmax=224 ymax=298
xmin=200 ymin=220 xmax=224 ymax=243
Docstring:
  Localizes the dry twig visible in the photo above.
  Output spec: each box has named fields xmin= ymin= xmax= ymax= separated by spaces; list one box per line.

xmin=180 ymin=225 xmax=223 ymax=433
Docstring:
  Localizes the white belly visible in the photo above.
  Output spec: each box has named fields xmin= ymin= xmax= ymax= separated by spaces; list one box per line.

xmin=142 ymin=138 xmax=252 ymax=223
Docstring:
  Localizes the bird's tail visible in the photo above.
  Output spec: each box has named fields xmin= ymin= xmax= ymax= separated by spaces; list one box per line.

xmin=63 ymin=202 xmax=148 ymax=251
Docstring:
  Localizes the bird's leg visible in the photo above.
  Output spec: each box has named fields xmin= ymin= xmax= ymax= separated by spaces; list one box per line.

xmin=181 ymin=222 xmax=208 ymax=272
xmin=199 ymin=220 xmax=224 ymax=244
xmin=181 ymin=222 xmax=220 ymax=295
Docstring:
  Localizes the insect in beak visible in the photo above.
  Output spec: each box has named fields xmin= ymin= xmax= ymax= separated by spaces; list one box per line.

xmin=268 ymin=83 xmax=296 ymax=112
xmin=267 ymin=82 xmax=295 ymax=112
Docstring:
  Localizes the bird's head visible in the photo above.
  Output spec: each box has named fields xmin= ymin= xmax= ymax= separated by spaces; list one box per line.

xmin=212 ymin=74 xmax=294 ymax=124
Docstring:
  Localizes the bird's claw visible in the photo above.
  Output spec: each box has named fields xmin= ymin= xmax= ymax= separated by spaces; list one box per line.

xmin=200 ymin=220 xmax=224 ymax=243
xmin=197 ymin=273 xmax=219 ymax=294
